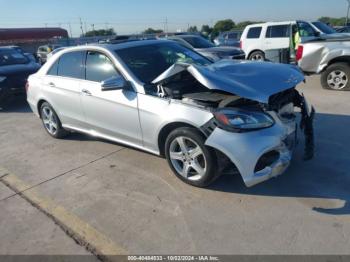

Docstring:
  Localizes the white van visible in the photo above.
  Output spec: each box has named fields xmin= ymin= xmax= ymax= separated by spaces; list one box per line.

xmin=240 ymin=21 xmax=325 ymax=60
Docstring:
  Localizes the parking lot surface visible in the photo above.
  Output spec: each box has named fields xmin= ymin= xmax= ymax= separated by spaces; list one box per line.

xmin=0 ymin=76 xmax=349 ymax=255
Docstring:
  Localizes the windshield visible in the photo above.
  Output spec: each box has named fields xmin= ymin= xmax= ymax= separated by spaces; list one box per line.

xmin=181 ymin=36 xmax=215 ymax=49
xmin=0 ymin=49 xmax=29 ymax=66
xmin=115 ymin=42 xmax=212 ymax=83
xmin=312 ymin=22 xmax=337 ymax=34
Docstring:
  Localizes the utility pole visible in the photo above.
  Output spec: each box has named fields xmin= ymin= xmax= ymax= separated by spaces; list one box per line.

xmin=346 ymin=0 xmax=350 ymax=26
xmin=91 ymin=24 xmax=95 ymax=36
xmin=79 ymin=17 xmax=84 ymax=36
xmin=68 ymin=22 xmax=73 ymax=38
xmin=164 ymin=17 xmax=168 ymax=35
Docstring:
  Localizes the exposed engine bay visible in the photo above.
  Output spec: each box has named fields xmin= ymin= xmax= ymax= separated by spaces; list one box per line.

xmin=153 ymin=69 xmax=315 ymax=160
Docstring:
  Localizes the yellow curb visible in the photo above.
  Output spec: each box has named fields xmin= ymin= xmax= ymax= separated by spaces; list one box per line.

xmin=0 ymin=168 xmax=127 ymax=260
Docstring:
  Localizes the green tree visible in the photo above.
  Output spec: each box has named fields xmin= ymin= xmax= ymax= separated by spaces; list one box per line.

xmin=187 ymin=25 xmax=198 ymax=33
xmin=84 ymin=28 xmax=115 ymax=37
xmin=213 ymin=19 xmax=235 ymax=32
xmin=318 ymin=16 xmax=346 ymax=26
xmin=143 ymin=28 xmax=164 ymax=34
xmin=211 ymin=19 xmax=236 ymax=38
xmin=235 ymin=21 xmax=264 ymax=30
xmin=200 ymin=25 xmax=213 ymax=36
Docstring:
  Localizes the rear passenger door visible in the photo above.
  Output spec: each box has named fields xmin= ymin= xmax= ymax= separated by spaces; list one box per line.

xmin=44 ymin=51 xmax=86 ymax=128
xmin=264 ymin=24 xmax=291 ymax=50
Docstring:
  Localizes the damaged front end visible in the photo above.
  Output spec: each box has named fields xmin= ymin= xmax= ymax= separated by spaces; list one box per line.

xmin=152 ymin=60 xmax=315 ymax=187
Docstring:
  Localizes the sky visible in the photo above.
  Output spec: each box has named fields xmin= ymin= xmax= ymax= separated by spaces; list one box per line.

xmin=0 ymin=0 xmax=345 ymax=36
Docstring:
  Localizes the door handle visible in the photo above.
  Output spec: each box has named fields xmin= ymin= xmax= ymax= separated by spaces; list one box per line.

xmin=81 ymin=89 xmax=92 ymax=96
xmin=48 ymin=82 xmax=56 ymax=87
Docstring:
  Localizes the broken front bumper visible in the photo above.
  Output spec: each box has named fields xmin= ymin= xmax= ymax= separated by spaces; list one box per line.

xmin=205 ymin=112 xmax=297 ymax=187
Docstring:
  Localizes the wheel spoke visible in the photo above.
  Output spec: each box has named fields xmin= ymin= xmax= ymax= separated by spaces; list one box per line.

xmin=170 ymin=151 xmax=183 ymax=161
xmin=176 ymin=137 xmax=188 ymax=153
xmin=181 ymin=163 xmax=191 ymax=178
xmin=189 ymin=146 xmax=202 ymax=159
xmin=191 ymin=160 xmax=205 ymax=176
xmin=51 ymin=120 xmax=58 ymax=129
xmin=43 ymin=108 xmax=50 ymax=119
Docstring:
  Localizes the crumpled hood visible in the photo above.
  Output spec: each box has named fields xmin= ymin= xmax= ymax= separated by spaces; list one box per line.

xmin=152 ymin=60 xmax=305 ymax=104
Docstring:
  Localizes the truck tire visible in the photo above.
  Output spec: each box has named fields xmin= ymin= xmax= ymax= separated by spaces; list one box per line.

xmin=249 ymin=51 xmax=265 ymax=61
xmin=321 ymin=63 xmax=350 ymax=91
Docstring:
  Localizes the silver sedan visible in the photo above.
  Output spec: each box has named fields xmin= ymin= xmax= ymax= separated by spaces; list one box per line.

xmin=26 ymin=40 xmax=314 ymax=188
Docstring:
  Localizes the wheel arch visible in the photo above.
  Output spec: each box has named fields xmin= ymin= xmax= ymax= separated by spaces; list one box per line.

xmin=37 ymin=99 xmax=48 ymax=118
xmin=326 ymin=56 xmax=350 ymax=70
xmin=157 ymin=122 xmax=207 ymax=157
xmin=247 ymin=49 xmax=265 ymax=59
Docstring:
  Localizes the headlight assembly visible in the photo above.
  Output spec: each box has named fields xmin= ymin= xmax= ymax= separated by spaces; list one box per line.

xmin=0 ymin=76 xmax=6 ymax=82
xmin=213 ymin=108 xmax=275 ymax=132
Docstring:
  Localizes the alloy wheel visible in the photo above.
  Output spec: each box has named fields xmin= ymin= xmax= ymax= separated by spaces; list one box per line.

xmin=327 ymin=70 xmax=348 ymax=90
xmin=169 ymin=136 xmax=207 ymax=181
xmin=42 ymin=106 xmax=58 ymax=135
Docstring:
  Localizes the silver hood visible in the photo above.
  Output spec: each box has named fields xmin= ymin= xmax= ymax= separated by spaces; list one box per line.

xmin=152 ymin=60 xmax=305 ymax=104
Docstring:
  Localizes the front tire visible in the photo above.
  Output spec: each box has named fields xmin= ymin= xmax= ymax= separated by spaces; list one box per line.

xmin=321 ymin=63 xmax=350 ymax=91
xmin=165 ymin=127 xmax=219 ymax=187
xmin=40 ymin=102 xmax=68 ymax=139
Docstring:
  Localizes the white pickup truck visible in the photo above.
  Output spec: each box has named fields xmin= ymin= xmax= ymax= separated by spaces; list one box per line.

xmin=296 ymin=35 xmax=350 ymax=91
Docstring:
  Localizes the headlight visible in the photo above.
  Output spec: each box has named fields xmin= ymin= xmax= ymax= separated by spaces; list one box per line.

xmin=213 ymin=108 xmax=275 ymax=132
xmin=0 ymin=76 xmax=6 ymax=82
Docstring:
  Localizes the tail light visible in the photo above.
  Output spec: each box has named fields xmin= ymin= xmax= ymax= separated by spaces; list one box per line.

xmin=296 ymin=45 xmax=303 ymax=62
xmin=25 ymin=81 xmax=29 ymax=93
xmin=239 ymin=41 xmax=242 ymax=49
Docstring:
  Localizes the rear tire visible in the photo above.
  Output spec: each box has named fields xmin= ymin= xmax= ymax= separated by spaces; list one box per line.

xmin=40 ymin=102 xmax=69 ymax=139
xmin=249 ymin=50 xmax=265 ymax=61
xmin=321 ymin=63 xmax=350 ymax=91
xmin=165 ymin=127 xmax=219 ymax=188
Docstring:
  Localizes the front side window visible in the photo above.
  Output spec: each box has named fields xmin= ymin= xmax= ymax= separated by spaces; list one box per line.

xmin=266 ymin=25 xmax=290 ymax=38
xmin=247 ymin=27 xmax=262 ymax=39
xmin=57 ymin=51 xmax=84 ymax=79
xmin=85 ymin=51 xmax=120 ymax=82
xmin=115 ymin=42 xmax=211 ymax=84
xmin=47 ymin=59 xmax=59 ymax=76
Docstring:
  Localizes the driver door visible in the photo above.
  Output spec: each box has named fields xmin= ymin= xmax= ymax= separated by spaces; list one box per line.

xmin=80 ymin=51 xmax=142 ymax=146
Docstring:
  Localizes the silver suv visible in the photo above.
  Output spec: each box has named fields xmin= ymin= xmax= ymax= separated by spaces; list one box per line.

xmin=27 ymin=40 xmax=314 ymax=188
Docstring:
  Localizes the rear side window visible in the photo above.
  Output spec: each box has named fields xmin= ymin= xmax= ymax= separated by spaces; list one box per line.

xmin=247 ymin=27 xmax=262 ymax=39
xmin=85 ymin=51 xmax=120 ymax=82
xmin=57 ymin=51 xmax=84 ymax=79
xmin=47 ymin=60 xmax=59 ymax=76
xmin=266 ymin=25 xmax=290 ymax=38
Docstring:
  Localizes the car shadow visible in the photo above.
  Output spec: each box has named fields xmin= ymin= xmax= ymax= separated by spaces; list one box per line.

xmin=209 ymin=112 xmax=350 ymax=215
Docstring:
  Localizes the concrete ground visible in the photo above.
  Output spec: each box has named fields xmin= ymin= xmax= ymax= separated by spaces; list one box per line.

xmin=0 ymin=76 xmax=349 ymax=256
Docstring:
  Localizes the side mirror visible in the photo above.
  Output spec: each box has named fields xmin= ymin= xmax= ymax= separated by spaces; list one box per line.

xmin=101 ymin=76 xmax=130 ymax=91
xmin=314 ymin=31 xmax=321 ymax=37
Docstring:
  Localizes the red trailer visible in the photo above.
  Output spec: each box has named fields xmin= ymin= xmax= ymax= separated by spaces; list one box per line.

xmin=0 ymin=28 xmax=68 ymax=43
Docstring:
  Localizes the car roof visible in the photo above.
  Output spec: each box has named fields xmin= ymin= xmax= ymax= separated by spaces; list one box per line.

xmin=55 ymin=39 xmax=176 ymax=54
